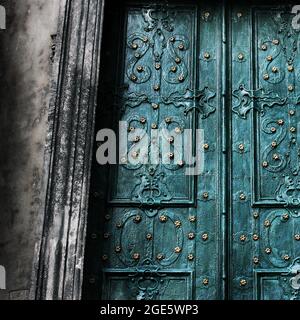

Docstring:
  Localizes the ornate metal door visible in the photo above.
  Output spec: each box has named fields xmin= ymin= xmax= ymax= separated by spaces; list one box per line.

xmin=83 ymin=1 xmax=300 ymax=300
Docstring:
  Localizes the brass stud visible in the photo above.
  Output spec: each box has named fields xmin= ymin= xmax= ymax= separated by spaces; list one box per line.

xmin=265 ymin=247 xmax=272 ymax=254
xmin=140 ymin=117 xmax=146 ymax=124
xmin=289 ymin=110 xmax=295 ymax=116
xmin=282 ymin=213 xmax=289 ymax=221
xmin=202 ymin=233 xmax=209 ymax=241
xmin=237 ymin=12 xmax=243 ymax=18
xmin=204 ymin=12 xmax=210 ymax=19
xmin=159 ymin=215 xmax=168 ymax=223
xmin=178 ymin=43 xmax=185 ymax=50
xmin=133 ymin=253 xmax=140 ymax=261
xmin=157 ymin=253 xmax=164 ymax=261
xmin=290 ymin=127 xmax=296 ymax=133
xmin=178 ymin=74 xmax=185 ymax=82
xmin=273 ymin=154 xmax=280 ymax=161
xmin=132 ymin=151 xmax=139 ymax=159
xmin=271 ymin=141 xmax=277 ymax=148
xmin=272 ymin=66 xmax=278 ymax=73
xmin=170 ymin=36 xmax=175 ymax=42
xmin=283 ymin=254 xmax=290 ymax=261
xmin=261 ymin=44 xmax=267 ymax=51
xmin=137 ymin=65 xmax=144 ymax=72
xmin=264 ymin=220 xmax=271 ymax=227
xmin=174 ymin=220 xmax=182 ymax=228
xmin=240 ymin=193 xmax=246 ymax=201
xmin=155 ymin=63 xmax=161 ymax=70
xmin=151 ymin=123 xmax=158 ymax=129
xmin=131 ymin=74 xmax=137 ymax=82
xmin=288 ymin=85 xmax=294 ymax=92
xmin=153 ymin=85 xmax=160 ymax=91
xmin=253 ymin=211 xmax=259 ymax=219
xmin=177 ymin=160 xmax=185 ymax=167
xmin=175 ymin=127 xmax=182 ymax=134
xmin=253 ymin=257 xmax=259 ymax=264
xmin=240 ymin=279 xmax=247 ymax=287
xmin=165 ymin=117 xmax=172 ymax=124
xmin=168 ymin=136 xmax=174 ymax=144
xmin=204 ymin=52 xmax=210 ymax=59
xmin=294 ymin=234 xmax=300 ymax=241
xmin=134 ymin=136 xmax=141 ymax=143
xmin=239 ymin=144 xmax=245 ymax=151
xmin=146 ymin=233 xmax=153 ymax=241
xmin=167 ymin=152 xmax=174 ymax=159
xmin=203 ymin=143 xmax=209 ymax=150
xmin=128 ymin=126 xmax=135 ymax=132
xmin=103 ymin=233 xmax=110 ymax=239
xmin=272 ymin=39 xmax=279 ymax=45
xmin=134 ymin=53 xmax=140 ymax=59
xmin=238 ymin=53 xmax=244 ymax=60
xmin=262 ymin=161 xmax=269 ymax=168
xmin=102 ymin=255 xmax=108 ymax=261
xmin=253 ymin=234 xmax=259 ymax=241
xmin=188 ymin=232 xmax=195 ymax=240
xmin=188 ymin=254 xmax=194 ymax=261
xmin=115 ymin=246 xmax=121 ymax=253
xmin=266 ymin=55 xmax=273 ymax=61
xmin=131 ymin=43 xmax=138 ymax=50
xmin=271 ymin=127 xmax=276 ymax=133
xmin=263 ymin=74 xmax=269 ymax=80
xmin=175 ymin=57 xmax=181 ymax=64
xmin=203 ymin=278 xmax=209 ymax=286
xmin=171 ymin=65 xmax=177 ymax=73
xmin=203 ymin=192 xmax=209 ymax=199
xmin=175 ymin=247 xmax=182 ymax=253
xmin=134 ymin=215 xmax=142 ymax=223
xmin=189 ymin=216 xmax=196 ymax=223
xmin=105 ymin=214 xmax=111 ymax=221
xmin=143 ymin=37 xmax=148 ymax=43
xmin=240 ymin=235 xmax=247 ymax=242
xmin=152 ymin=103 xmax=159 ymax=110
xmin=288 ymin=65 xmax=294 ymax=72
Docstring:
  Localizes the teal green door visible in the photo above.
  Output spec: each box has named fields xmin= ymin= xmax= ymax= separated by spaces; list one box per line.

xmin=83 ymin=1 xmax=300 ymax=300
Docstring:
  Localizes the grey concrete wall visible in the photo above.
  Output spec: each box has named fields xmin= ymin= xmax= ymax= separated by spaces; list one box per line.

xmin=0 ymin=0 xmax=60 ymax=299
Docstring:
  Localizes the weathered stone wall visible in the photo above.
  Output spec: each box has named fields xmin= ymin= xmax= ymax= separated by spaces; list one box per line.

xmin=0 ymin=0 xmax=60 ymax=299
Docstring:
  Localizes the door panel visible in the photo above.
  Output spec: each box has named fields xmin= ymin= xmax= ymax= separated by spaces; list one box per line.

xmin=83 ymin=1 xmax=300 ymax=300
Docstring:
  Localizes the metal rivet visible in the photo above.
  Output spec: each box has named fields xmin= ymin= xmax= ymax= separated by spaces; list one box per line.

xmin=157 ymin=253 xmax=164 ymax=261
xmin=204 ymin=12 xmax=210 ymax=19
xmin=128 ymin=126 xmax=135 ymax=132
xmin=153 ymin=85 xmax=160 ymax=91
xmin=152 ymin=103 xmax=159 ymax=110
xmin=137 ymin=65 xmax=144 ymax=72
xmin=188 ymin=254 xmax=194 ymax=261
xmin=288 ymin=85 xmax=294 ymax=92
xmin=132 ymin=151 xmax=139 ymax=159
xmin=115 ymin=246 xmax=121 ymax=253
xmin=174 ymin=247 xmax=182 ymax=253
xmin=202 ymin=233 xmax=209 ymax=241
xmin=237 ymin=12 xmax=243 ymax=18
xmin=134 ymin=215 xmax=142 ymax=223
xmin=240 ymin=279 xmax=247 ymax=287
xmin=272 ymin=39 xmax=279 ymax=45
xmin=204 ymin=52 xmax=210 ymax=59
xmin=253 ymin=212 xmax=259 ymax=219
xmin=261 ymin=44 xmax=267 ymax=51
xmin=178 ymin=74 xmax=185 ymax=82
xmin=189 ymin=216 xmax=196 ymax=223
xmin=283 ymin=254 xmax=290 ymax=261
xmin=253 ymin=234 xmax=259 ymax=241
xmin=146 ymin=233 xmax=152 ymax=241
xmin=143 ymin=37 xmax=148 ymax=43
xmin=263 ymin=74 xmax=269 ymax=80
xmin=240 ymin=235 xmax=247 ymax=242
xmin=159 ymin=215 xmax=168 ymax=223
xmin=265 ymin=247 xmax=272 ymax=254
xmin=116 ymin=222 xmax=123 ymax=229
xmin=240 ymin=193 xmax=246 ymax=201
xmin=271 ymin=141 xmax=277 ymax=148
xmin=253 ymin=257 xmax=259 ymax=264
xmin=203 ymin=278 xmax=209 ymax=286
xmin=133 ymin=253 xmax=140 ymax=261
xmin=105 ymin=214 xmax=111 ymax=221
xmin=168 ymin=136 xmax=174 ymax=144
xmin=175 ymin=57 xmax=181 ymax=64
xmin=151 ymin=123 xmax=158 ymax=129
xmin=267 ymin=55 xmax=273 ymax=61
xmin=167 ymin=152 xmax=174 ymax=159
xmin=103 ymin=233 xmax=110 ymax=239
xmin=120 ymin=157 xmax=127 ymax=164
xmin=272 ymin=66 xmax=278 ymax=73
xmin=177 ymin=160 xmax=185 ymax=167
xmin=203 ymin=192 xmax=209 ymax=199
xmin=140 ymin=117 xmax=146 ymax=124
xmin=171 ymin=65 xmax=177 ymax=72
xmin=282 ymin=213 xmax=289 ymax=221
xmin=174 ymin=220 xmax=182 ymax=228
xmin=273 ymin=154 xmax=280 ymax=160
xmin=102 ymin=255 xmax=108 ymax=261
xmin=288 ymin=65 xmax=294 ymax=72
xmin=175 ymin=127 xmax=182 ymax=134
xmin=262 ymin=161 xmax=269 ymax=168
xmin=178 ymin=43 xmax=184 ymax=50
xmin=134 ymin=136 xmax=141 ymax=143
xmin=131 ymin=74 xmax=137 ymax=81
xmin=134 ymin=52 xmax=140 ymax=58
xmin=239 ymin=144 xmax=245 ymax=151
xmin=170 ymin=36 xmax=175 ymax=42
xmin=155 ymin=63 xmax=161 ymax=70
xmin=290 ymin=127 xmax=296 ymax=133
xmin=271 ymin=127 xmax=277 ymax=133
xmin=264 ymin=220 xmax=271 ymax=227
xmin=203 ymin=143 xmax=209 ymax=150
xmin=165 ymin=117 xmax=172 ymax=124
xmin=188 ymin=232 xmax=195 ymax=240
xmin=294 ymin=234 xmax=300 ymax=241
xmin=238 ymin=53 xmax=244 ymax=60
xmin=289 ymin=110 xmax=295 ymax=116
xmin=131 ymin=43 xmax=138 ymax=50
